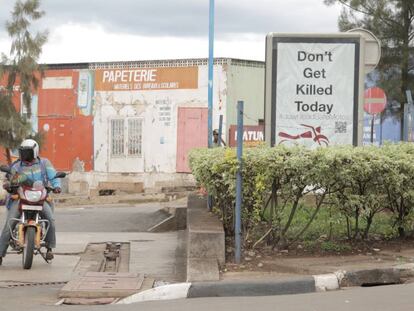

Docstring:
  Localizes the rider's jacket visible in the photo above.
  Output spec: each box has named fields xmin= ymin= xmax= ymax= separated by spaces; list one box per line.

xmin=10 ymin=158 xmax=61 ymax=189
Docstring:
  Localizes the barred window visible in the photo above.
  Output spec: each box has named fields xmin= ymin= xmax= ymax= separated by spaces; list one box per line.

xmin=128 ymin=119 xmax=142 ymax=156
xmin=111 ymin=119 xmax=124 ymax=156
xmin=110 ymin=118 xmax=143 ymax=157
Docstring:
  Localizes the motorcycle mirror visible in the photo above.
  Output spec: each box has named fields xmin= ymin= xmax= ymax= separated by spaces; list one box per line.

xmin=0 ymin=165 xmax=11 ymax=174
xmin=54 ymin=172 xmax=67 ymax=179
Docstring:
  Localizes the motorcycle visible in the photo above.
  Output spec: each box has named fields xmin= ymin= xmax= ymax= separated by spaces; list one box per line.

xmin=0 ymin=164 xmax=66 ymax=269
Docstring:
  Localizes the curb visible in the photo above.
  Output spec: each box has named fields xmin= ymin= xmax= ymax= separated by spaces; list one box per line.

xmin=117 ymin=267 xmax=410 ymax=304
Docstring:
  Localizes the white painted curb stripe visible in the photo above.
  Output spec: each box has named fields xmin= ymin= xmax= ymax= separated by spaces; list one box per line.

xmin=313 ymin=274 xmax=339 ymax=292
xmin=117 ymin=283 xmax=192 ymax=304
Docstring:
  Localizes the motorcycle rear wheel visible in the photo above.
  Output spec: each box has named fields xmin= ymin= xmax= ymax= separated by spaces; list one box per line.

xmin=22 ymin=227 xmax=36 ymax=269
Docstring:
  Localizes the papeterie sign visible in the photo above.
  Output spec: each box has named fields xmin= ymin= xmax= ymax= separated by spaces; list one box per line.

xmin=265 ymin=34 xmax=361 ymax=147
xmin=95 ymin=67 xmax=198 ymax=91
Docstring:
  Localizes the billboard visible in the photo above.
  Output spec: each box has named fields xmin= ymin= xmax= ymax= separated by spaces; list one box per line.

xmin=265 ymin=34 xmax=362 ymax=147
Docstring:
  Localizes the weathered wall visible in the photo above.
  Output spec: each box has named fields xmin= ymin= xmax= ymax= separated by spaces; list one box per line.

xmin=1 ymin=59 xmax=267 ymax=192
xmin=0 ymin=69 xmax=94 ymax=172
xmin=38 ymin=69 xmax=94 ymax=171
xmin=93 ymin=64 xmax=227 ymax=174
xmin=225 ymin=62 xmax=265 ymax=137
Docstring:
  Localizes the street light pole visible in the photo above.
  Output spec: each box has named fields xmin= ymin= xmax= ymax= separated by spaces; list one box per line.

xmin=208 ymin=0 xmax=215 ymax=148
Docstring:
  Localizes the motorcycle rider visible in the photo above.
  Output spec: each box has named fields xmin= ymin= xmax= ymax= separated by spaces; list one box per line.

xmin=0 ymin=139 xmax=61 ymax=266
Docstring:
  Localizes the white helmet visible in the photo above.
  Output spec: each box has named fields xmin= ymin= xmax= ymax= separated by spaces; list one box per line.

xmin=19 ymin=139 xmax=39 ymax=162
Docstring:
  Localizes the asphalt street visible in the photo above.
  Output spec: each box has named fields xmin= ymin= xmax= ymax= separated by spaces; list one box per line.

xmin=0 ymin=282 xmax=413 ymax=311
xmin=2 ymin=203 xmax=413 ymax=311
xmin=0 ymin=203 xmax=185 ymax=308
xmin=54 ymin=203 xmax=170 ymax=232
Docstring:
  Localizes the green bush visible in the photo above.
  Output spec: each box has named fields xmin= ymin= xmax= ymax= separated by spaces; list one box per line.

xmin=189 ymin=143 xmax=414 ymax=249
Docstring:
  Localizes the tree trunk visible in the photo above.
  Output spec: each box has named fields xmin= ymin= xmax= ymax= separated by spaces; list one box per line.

xmin=363 ymin=215 xmax=373 ymax=240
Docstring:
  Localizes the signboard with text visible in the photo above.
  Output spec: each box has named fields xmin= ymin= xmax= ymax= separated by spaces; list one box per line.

xmin=228 ymin=125 xmax=264 ymax=147
xmin=95 ymin=67 xmax=198 ymax=91
xmin=265 ymin=34 xmax=361 ymax=147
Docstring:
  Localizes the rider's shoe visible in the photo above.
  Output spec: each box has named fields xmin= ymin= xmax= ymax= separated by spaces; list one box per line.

xmin=46 ymin=248 xmax=54 ymax=261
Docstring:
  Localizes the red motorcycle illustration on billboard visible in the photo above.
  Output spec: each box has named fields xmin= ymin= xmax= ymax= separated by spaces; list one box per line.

xmin=278 ymin=124 xmax=329 ymax=146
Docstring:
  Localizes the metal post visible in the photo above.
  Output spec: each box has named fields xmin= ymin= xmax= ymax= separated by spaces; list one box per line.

xmin=218 ymin=114 xmax=223 ymax=146
xmin=370 ymin=115 xmax=375 ymax=144
xmin=379 ymin=113 xmax=383 ymax=145
xmin=406 ymin=90 xmax=414 ymax=142
xmin=235 ymin=101 xmax=243 ymax=264
xmin=206 ymin=0 xmax=215 ymax=211
xmin=405 ymin=90 xmax=413 ymax=142
xmin=208 ymin=0 xmax=215 ymax=148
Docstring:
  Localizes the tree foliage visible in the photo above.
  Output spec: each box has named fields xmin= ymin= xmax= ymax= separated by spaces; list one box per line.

xmin=324 ymin=0 xmax=414 ymax=133
xmin=0 ymin=0 xmax=48 ymax=159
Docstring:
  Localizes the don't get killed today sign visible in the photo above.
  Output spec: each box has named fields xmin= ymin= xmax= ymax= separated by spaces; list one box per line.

xmin=265 ymin=35 xmax=361 ymax=148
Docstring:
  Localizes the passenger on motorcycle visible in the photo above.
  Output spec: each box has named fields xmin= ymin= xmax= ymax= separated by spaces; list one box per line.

xmin=0 ymin=139 xmax=61 ymax=266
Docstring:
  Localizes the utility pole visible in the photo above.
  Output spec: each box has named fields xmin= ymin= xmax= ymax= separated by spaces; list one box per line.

xmin=235 ymin=101 xmax=244 ymax=264
xmin=208 ymin=0 xmax=215 ymax=148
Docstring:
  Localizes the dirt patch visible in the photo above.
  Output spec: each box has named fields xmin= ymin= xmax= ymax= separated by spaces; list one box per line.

xmin=222 ymin=238 xmax=414 ymax=276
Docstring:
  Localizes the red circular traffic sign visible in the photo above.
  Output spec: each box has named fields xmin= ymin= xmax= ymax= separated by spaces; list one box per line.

xmin=364 ymin=87 xmax=387 ymax=114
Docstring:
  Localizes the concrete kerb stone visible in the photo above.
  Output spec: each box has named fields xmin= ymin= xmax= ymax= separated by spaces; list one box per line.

xmin=117 ymin=267 xmax=406 ymax=304
xmin=187 ymin=277 xmax=317 ymax=298
xmin=117 ymin=283 xmax=192 ymax=304
xmin=339 ymin=268 xmax=401 ymax=287
xmin=117 ymin=276 xmax=319 ymax=304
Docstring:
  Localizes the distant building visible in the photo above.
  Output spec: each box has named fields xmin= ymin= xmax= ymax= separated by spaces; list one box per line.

xmin=0 ymin=58 xmax=265 ymax=193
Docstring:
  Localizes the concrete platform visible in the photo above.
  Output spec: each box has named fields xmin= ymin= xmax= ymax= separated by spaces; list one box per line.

xmin=186 ymin=193 xmax=224 ymax=282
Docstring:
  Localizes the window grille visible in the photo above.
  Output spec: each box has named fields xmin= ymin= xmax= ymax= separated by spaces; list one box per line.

xmin=128 ymin=119 xmax=142 ymax=156
xmin=111 ymin=119 xmax=124 ymax=156
xmin=110 ymin=118 xmax=143 ymax=157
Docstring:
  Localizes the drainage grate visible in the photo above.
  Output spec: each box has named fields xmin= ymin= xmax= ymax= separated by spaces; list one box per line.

xmin=0 ymin=281 xmax=68 ymax=288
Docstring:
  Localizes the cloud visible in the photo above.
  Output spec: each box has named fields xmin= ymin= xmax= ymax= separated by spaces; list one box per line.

xmin=1 ymin=0 xmax=341 ymax=38
xmin=39 ymin=23 xmax=265 ymax=63
xmin=0 ymin=0 xmax=342 ymax=63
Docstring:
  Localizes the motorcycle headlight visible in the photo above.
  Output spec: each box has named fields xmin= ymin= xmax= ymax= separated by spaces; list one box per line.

xmin=24 ymin=190 xmax=42 ymax=202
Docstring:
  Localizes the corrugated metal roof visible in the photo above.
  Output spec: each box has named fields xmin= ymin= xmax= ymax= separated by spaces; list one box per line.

xmin=42 ymin=63 xmax=89 ymax=70
xmin=40 ymin=58 xmax=264 ymax=70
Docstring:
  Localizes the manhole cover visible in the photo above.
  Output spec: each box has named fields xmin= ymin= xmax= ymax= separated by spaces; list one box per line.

xmin=59 ymin=272 xmax=144 ymax=298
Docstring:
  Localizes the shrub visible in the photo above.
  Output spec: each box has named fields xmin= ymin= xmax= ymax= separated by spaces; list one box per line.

xmin=189 ymin=143 xmax=414 ymax=249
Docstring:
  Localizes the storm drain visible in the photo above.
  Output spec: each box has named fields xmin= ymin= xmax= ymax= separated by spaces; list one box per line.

xmin=0 ymin=281 xmax=67 ymax=289
xmin=58 ymin=242 xmax=149 ymax=305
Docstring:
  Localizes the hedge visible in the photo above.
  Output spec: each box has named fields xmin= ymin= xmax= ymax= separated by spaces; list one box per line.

xmin=189 ymin=144 xmax=414 ymax=249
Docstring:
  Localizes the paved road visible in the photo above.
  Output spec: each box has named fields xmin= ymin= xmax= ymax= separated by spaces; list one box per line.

xmin=0 ymin=203 xmax=186 ymax=307
xmin=1 ymin=204 xmax=414 ymax=310
xmin=1 ymin=282 xmax=414 ymax=311
xmin=55 ymin=203 xmax=170 ymax=232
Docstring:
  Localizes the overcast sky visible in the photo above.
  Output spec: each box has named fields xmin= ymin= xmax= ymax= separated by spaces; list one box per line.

xmin=0 ymin=0 xmax=342 ymax=64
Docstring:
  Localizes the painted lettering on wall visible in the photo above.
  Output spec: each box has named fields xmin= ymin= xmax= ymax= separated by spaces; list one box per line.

xmin=95 ymin=67 xmax=198 ymax=91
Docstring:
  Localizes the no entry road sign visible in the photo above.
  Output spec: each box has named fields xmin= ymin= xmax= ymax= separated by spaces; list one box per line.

xmin=364 ymin=87 xmax=387 ymax=115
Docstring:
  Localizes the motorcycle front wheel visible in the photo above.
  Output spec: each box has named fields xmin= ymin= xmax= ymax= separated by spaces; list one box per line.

xmin=22 ymin=227 xmax=36 ymax=269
